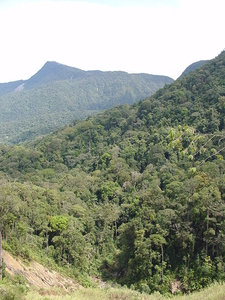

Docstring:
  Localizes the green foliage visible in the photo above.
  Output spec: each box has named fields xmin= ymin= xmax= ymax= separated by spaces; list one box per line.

xmin=50 ymin=216 xmax=69 ymax=232
xmin=0 ymin=274 xmax=27 ymax=300
xmin=1 ymin=51 xmax=225 ymax=295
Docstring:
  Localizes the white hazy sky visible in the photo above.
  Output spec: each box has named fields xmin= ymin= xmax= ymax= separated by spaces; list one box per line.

xmin=0 ymin=0 xmax=224 ymax=83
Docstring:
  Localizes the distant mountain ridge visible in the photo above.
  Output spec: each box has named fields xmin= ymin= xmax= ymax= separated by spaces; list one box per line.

xmin=24 ymin=61 xmax=93 ymax=90
xmin=0 ymin=61 xmax=173 ymax=96
xmin=178 ymin=60 xmax=208 ymax=79
xmin=0 ymin=61 xmax=173 ymax=144
xmin=0 ymin=62 xmax=93 ymax=96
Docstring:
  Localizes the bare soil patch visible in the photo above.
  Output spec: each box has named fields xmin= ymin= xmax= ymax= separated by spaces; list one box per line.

xmin=2 ymin=250 xmax=82 ymax=291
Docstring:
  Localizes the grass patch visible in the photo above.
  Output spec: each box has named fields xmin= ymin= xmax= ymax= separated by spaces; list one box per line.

xmin=23 ymin=282 xmax=225 ymax=300
xmin=25 ymin=286 xmax=163 ymax=300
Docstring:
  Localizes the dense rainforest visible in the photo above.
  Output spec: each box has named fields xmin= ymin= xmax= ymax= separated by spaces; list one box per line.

xmin=1 ymin=50 xmax=225 ymax=295
xmin=0 ymin=61 xmax=173 ymax=145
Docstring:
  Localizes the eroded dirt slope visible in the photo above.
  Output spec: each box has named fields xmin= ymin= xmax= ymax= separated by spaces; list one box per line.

xmin=2 ymin=250 xmax=82 ymax=291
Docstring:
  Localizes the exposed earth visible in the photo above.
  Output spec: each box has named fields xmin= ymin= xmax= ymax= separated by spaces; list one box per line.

xmin=2 ymin=250 xmax=82 ymax=291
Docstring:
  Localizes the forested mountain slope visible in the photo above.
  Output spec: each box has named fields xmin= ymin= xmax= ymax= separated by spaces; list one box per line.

xmin=0 ymin=51 xmax=225 ymax=295
xmin=0 ymin=62 xmax=173 ymax=145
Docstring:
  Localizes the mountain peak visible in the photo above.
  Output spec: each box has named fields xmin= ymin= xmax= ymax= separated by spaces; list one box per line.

xmin=25 ymin=61 xmax=85 ymax=89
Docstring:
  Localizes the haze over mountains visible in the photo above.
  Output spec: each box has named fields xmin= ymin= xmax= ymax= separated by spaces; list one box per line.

xmin=0 ymin=62 xmax=174 ymax=145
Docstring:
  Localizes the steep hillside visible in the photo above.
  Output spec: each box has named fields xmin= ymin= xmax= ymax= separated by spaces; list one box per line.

xmin=0 ymin=50 xmax=225 ymax=295
xmin=0 ymin=62 xmax=173 ymax=144
xmin=0 ymin=62 xmax=87 ymax=95
xmin=2 ymin=250 xmax=82 ymax=290
xmin=0 ymin=80 xmax=24 ymax=97
xmin=24 ymin=61 xmax=88 ymax=90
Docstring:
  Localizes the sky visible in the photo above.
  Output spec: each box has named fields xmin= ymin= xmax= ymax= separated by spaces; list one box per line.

xmin=0 ymin=0 xmax=224 ymax=83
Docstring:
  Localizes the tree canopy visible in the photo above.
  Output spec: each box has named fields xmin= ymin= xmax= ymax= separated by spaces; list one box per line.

xmin=0 ymin=51 xmax=225 ymax=294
